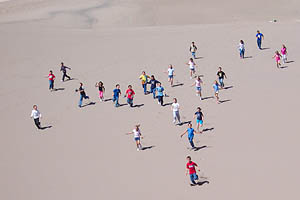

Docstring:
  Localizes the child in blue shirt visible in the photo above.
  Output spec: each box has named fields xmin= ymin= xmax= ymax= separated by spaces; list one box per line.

xmin=180 ymin=123 xmax=201 ymax=149
xmin=112 ymin=84 xmax=121 ymax=107
xmin=155 ymin=82 xmax=165 ymax=106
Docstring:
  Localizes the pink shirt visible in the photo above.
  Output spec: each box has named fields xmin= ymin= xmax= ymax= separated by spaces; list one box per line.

xmin=281 ymin=48 xmax=287 ymax=55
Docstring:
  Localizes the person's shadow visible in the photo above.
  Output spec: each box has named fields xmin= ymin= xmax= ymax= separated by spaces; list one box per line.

xmin=197 ymin=181 xmax=209 ymax=186
xmin=141 ymin=145 xmax=155 ymax=151
xmin=40 ymin=125 xmax=52 ymax=130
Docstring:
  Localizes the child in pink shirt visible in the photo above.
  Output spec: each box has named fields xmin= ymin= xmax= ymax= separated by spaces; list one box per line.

xmin=281 ymin=44 xmax=287 ymax=64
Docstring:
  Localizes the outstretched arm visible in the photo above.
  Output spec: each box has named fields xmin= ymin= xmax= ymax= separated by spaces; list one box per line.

xmin=180 ymin=130 xmax=187 ymax=138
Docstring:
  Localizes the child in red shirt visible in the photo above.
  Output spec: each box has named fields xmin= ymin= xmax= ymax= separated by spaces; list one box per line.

xmin=186 ymin=156 xmax=200 ymax=186
xmin=125 ymin=85 xmax=135 ymax=107
xmin=48 ymin=70 xmax=55 ymax=91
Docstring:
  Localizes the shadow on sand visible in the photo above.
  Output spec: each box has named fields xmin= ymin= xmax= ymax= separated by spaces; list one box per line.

xmin=141 ymin=145 xmax=155 ymax=151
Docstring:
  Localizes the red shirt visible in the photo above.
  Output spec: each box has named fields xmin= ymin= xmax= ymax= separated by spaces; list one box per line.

xmin=48 ymin=73 xmax=55 ymax=81
xmin=126 ymin=89 xmax=135 ymax=99
xmin=186 ymin=161 xmax=198 ymax=174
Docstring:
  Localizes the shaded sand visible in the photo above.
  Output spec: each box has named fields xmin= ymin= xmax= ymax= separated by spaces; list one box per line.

xmin=0 ymin=0 xmax=300 ymax=200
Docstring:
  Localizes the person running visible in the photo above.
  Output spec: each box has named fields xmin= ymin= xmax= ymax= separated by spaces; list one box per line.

xmin=126 ymin=124 xmax=143 ymax=151
xmin=171 ymin=98 xmax=181 ymax=124
xmin=148 ymin=75 xmax=160 ymax=99
xmin=272 ymin=51 xmax=282 ymax=68
xmin=256 ymin=30 xmax=264 ymax=50
xmin=239 ymin=40 xmax=245 ymax=59
xmin=186 ymin=58 xmax=196 ymax=79
xmin=165 ymin=64 xmax=175 ymax=87
xmin=139 ymin=71 xmax=150 ymax=95
xmin=186 ymin=156 xmax=201 ymax=186
xmin=30 ymin=105 xmax=42 ymax=129
xmin=194 ymin=107 xmax=204 ymax=132
xmin=156 ymin=82 xmax=165 ymax=106
xmin=180 ymin=123 xmax=201 ymax=149
xmin=217 ymin=67 xmax=227 ymax=89
xmin=112 ymin=84 xmax=121 ymax=107
xmin=48 ymin=70 xmax=55 ymax=91
xmin=60 ymin=62 xmax=71 ymax=82
xmin=76 ymin=83 xmax=90 ymax=108
xmin=95 ymin=81 xmax=105 ymax=101
xmin=213 ymin=81 xmax=220 ymax=104
xmin=281 ymin=44 xmax=288 ymax=63
xmin=189 ymin=42 xmax=198 ymax=59
xmin=125 ymin=85 xmax=135 ymax=107
xmin=191 ymin=76 xmax=203 ymax=100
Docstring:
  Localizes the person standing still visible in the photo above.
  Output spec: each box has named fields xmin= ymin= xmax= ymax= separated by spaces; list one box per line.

xmin=48 ymin=70 xmax=55 ymax=91
xmin=31 ymin=105 xmax=42 ymax=129
xmin=171 ymin=98 xmax=181 ymax=124
xmin=190 ymin=42 xmax=198 ymax=59
xmin=60 ymin=62 xmax=71 ymax=82
xmin=256 ymin=30 xmax=264 ymax=50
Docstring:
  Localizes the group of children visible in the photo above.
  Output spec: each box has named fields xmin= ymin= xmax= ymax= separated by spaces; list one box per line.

xmin=32 ymin=30 xmax=291 ymax=186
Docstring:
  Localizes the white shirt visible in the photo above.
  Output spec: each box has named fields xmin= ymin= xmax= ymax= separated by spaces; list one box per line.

xmin=168 ymin=68 xmax=174 ymax=76
xmin=188 ymin=61 xmax=195 ymax=69
xmin=133 ymin=129 xmax=141 ymax=138
xmin=239 ymin=43 xmax=245 ymax=50
xmin=172 ymin=103 xmax=180 ymax=112
xmin=31 ymin=109 xmax=41 ymax=119
xmin=195 ymin=79 xmax=202 ymax=87
xmin=190 ymin=45 xmax=197 ymax=53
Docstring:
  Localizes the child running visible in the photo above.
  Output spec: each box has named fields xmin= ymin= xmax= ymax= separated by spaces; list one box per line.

xmin=239 ymin=40 xmax=245 ymax=59
xmin=191 ymin=76 xmax=203 ymax=100
xmin=272 ymin=51 xmax=282 ymax=68
xmin=125 ymin=85 xmax=135 ymax=107
xmin=48 ymin=70 xmax=55 ymax=91
xmin=95 ymin=81 xmax=105 ymax=101
xmin=171 ymin=98 xmax=181 ymax=125
xmin=148 ymin=75 xmax=160 ymax=99
xmin=189 ymin=42 xmax=198 ymax=59
xmin=76 ymin=83 xmax=90 ymax=108
xmin=30 ymin=105 xmax=42 ymax=129
xmin=194 ymin=107 xmax=204 ymax=132
xmin=139 ymin=71 xmax=150 ymax=95
xmin=112 ymin=84 xmax=121 ymax=107
xmin=213 ymin=81 xmax=220 ymax=104
xmin=180 ymin=123 xmax=201 ymax=149
xmin=281 ymin=45 xmax=288 ymax=63
xmin=126 ymin=124 xmax=143 ymax=151
xmin=186 ymin=156 xmax=201 ymax=186
xmin=60 ymin=62 xmax=71 ymax=82
xmin=156 ymin=82 xmax=165 ymax=106
xmin=217 ymin=67 xmax=227 ymax=89
xmin=186 ymin=58 xmax=196 ymax=79
xmin=165 ymin=64 xmax=175 ymax=87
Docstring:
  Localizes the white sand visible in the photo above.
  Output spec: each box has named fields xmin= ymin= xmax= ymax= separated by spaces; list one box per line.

xmin=0 ymin=0 xmax=299 ymax=200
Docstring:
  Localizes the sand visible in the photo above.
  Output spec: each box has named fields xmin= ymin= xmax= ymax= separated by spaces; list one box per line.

xmin=0 ymin=0 xmax=300 ymax=200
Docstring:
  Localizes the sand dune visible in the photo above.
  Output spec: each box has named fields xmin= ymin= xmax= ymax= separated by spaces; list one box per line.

xmin=0 ymin=0 xmax=299 ymax=200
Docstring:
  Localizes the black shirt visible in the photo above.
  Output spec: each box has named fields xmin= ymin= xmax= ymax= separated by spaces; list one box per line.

xmin=149 ymin=79 xmax=160 ymax=89
xmin=217 ymin=71 xmax=225 ymax=79
xmin=79 ymin=86 xmax=86 ymax=96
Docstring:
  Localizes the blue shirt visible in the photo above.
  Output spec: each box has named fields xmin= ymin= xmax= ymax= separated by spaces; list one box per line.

xmin=113 ymin=88 xmax=121 ymax=97
xmin=256 ymin=33 xmax=263 ymax=40
xmin=213 ymin=84 xmax=219 ymax=92
xmin=187 ymin=128 xmax=194 ymax=138
xmin=156 ymin=86 xmax=164 ymax=96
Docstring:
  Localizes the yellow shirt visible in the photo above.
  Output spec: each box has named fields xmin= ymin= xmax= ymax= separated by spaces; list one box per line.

xmin=139 ymin=74 xmax=149 ymax=84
